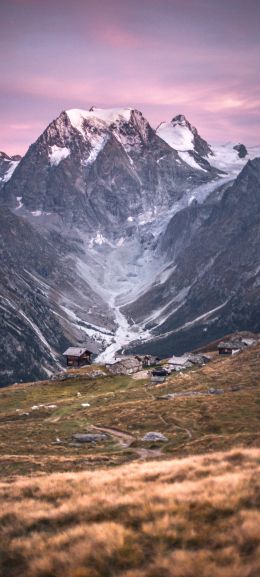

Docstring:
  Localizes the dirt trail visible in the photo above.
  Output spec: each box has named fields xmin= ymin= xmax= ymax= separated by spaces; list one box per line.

xmin=173 ymin=423 xmax=192 ymax=439
xmin=158 ymin=414 xmax=192 ymax=440
xmin=92 ymin=425 xmax=163 ymax=461
xmin=92 ymin=425 xmax=133 ymax=448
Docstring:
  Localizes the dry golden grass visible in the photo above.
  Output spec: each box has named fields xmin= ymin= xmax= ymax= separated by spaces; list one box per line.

xmin=0 ymin=447 xmax=260 ymax=577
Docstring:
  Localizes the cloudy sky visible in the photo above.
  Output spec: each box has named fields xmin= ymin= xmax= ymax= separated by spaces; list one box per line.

xmin=1 ymin=0 xmax=260 ymax=154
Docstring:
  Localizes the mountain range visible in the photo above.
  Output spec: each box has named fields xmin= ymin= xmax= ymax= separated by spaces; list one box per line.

xmin=0 ymin=107 xmax=260 ymax=385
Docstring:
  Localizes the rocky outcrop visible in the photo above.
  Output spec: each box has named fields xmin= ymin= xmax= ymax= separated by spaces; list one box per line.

xmin=0 ymin=151 xmax=21 ymax=189
xmin=72 ymin=433 xmax=108 ymax=443
xmin=141 ymin=432 xmax=168 ymax=442
xmin=233 ymin=144 xmax=248 ymax=159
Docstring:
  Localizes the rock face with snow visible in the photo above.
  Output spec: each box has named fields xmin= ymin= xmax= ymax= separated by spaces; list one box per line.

xmin=156 ymin=115 xmax=259 ymax=176
xmin=0 ymin=206 xmax=115 ymax=386
xmin=0 ymin=107 xmax=260 ymax=385
xmin=124 ymin=158 xmax=260 ymax=357
xmin=2 ymin=107 xmax=216 ymax=231
xmin=156 ymin=114 xmax=217 ymax=173
xmin=157 ymin=114 xmax=213 ymax=156
xmin=0 ymin=151 xmax=21 ymax=189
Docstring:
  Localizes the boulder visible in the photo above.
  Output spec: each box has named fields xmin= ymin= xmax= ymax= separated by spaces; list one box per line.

xmin=72 ymin=433 xmax=108 ymax=443
xmin=141 ymin=432 xmax=168 ymax=442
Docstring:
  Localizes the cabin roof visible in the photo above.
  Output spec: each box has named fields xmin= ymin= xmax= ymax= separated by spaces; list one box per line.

xmin=152 ymin=369 xmax=168 ymax=376
xmin=241 ymin=338 xmax=256 ymax=346
xmin=217 ymin=341 xmax=244 ymax=350
xmin=135 ymin=354 xmax=159 ymax=360
xmin=168 ymin=355 xmax=190 ymax=366
xmin=63 ymin=342 xmax=100 ymax=356
xmin=108 ymin=356 xmax=141 ymax=367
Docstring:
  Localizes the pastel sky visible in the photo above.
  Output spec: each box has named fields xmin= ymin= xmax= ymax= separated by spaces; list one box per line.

xmin=1 ymin=0 xmax=260 ymax=155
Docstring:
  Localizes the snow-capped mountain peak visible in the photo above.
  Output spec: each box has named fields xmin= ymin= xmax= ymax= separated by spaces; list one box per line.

xmin=88 ymin=106 xmax=132 ymax=124
xmin=156 ymin=114 xmax=213 ymax=158
xmin=65 ymin=106 xmax=155 ymax=156
xmin=171 ymin=114 xmax=191 ymax=128
xmin=157 ymin=116 xmax=194 ymax=151
xmin=66 ymin=107 xmax=132 ymax=134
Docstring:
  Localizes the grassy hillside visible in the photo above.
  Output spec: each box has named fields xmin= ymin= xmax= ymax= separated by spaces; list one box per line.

xmin=0 ymin=342 xmax=259 ymax=477
xmin=0 ymin=447 xmax=259 ymax=577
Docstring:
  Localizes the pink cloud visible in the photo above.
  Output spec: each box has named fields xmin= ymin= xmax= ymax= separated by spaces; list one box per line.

xmin=100 ymin=25 xmax=140 ymax=48
xmin=0 ymin=0 xmax=259 ymax=152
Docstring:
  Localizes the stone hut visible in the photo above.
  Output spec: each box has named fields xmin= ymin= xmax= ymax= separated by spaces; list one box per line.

xmin=106 ymin=356 xmax=142 ymax=375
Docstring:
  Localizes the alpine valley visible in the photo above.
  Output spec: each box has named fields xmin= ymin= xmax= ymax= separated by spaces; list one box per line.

xmin=1 ymin=108 xmax=260 ymax=386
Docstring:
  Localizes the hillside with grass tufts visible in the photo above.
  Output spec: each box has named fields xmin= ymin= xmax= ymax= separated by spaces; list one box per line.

xmin=0 ymin=339 xmax=259 ymax=478
xmin=0 ymin=339 xmax=260 ymax=576
xmin=0 ymin=447 xmax=260 ymax=577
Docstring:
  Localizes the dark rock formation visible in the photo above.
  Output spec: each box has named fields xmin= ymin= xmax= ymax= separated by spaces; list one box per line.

xmin=233 ymin=143 xmax=248 ymax=159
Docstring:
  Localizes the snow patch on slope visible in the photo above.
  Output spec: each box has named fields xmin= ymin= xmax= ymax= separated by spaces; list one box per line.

xmin=87 ymin=107 xmax=132 ymax=124
xmin=157 ymin=121 xmax=194 ymax=151
xmin=2 ymin=160 xmax=20 ymax=182
xmin=156 ymin=118 xmax=208 ymax=171
xmin=49 ymin=145 xmax=70 ymax=166
xmin=178 ymin=151 xmax=207 ymax=172
xmin=209 ymin=143 xmax=247 ymax=175
xmin=66 ymin=107 xmax=131 ymax=135
xmin=206 ymin=143 xmax=260 ymax=176
xmin=88 ymin=231 xmax=113 ymax=248
xmin=84 ymin=134 xmax=109 ymax=165
xmin=15 ymin=196 xmax=23 ymax=210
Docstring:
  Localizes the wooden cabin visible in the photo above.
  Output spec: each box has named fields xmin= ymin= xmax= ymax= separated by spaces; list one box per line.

xmin=217 ymin=341 xmax=244 ymax=355
xmin=63 ymin=342 xmax=99 ymax=367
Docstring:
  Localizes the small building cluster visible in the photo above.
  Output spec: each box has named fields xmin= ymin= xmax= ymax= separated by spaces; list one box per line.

xmin=106 ymin=354 xmax=159 ymax=376
xmin=106 ymin=356 xmax=142 ymax=375
xmin=62 ymin=334 xmax=258 ymax=382
xmin=217 ymin=337 xmax=257 ymax=355
xmin=164 ymin=353 xmax=211 ymax=373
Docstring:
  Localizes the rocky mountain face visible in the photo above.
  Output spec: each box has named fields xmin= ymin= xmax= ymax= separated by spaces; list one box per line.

xmin=124 ymin=158 xmax=260 ymax=356
xmin=2 ymin=108 xmax=217 ymax=233
xmin=0 ymin=151 xmax=21 ymax=189
xmin=156 ymin=114 xmax=216 ymax=173
xmin=1 ymin=106 xmax=260 ymax=385
xmin=0 ymin=206 xmax=116 ymax=386
xmin=155 ymin=114 xmax=258 ymax=178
